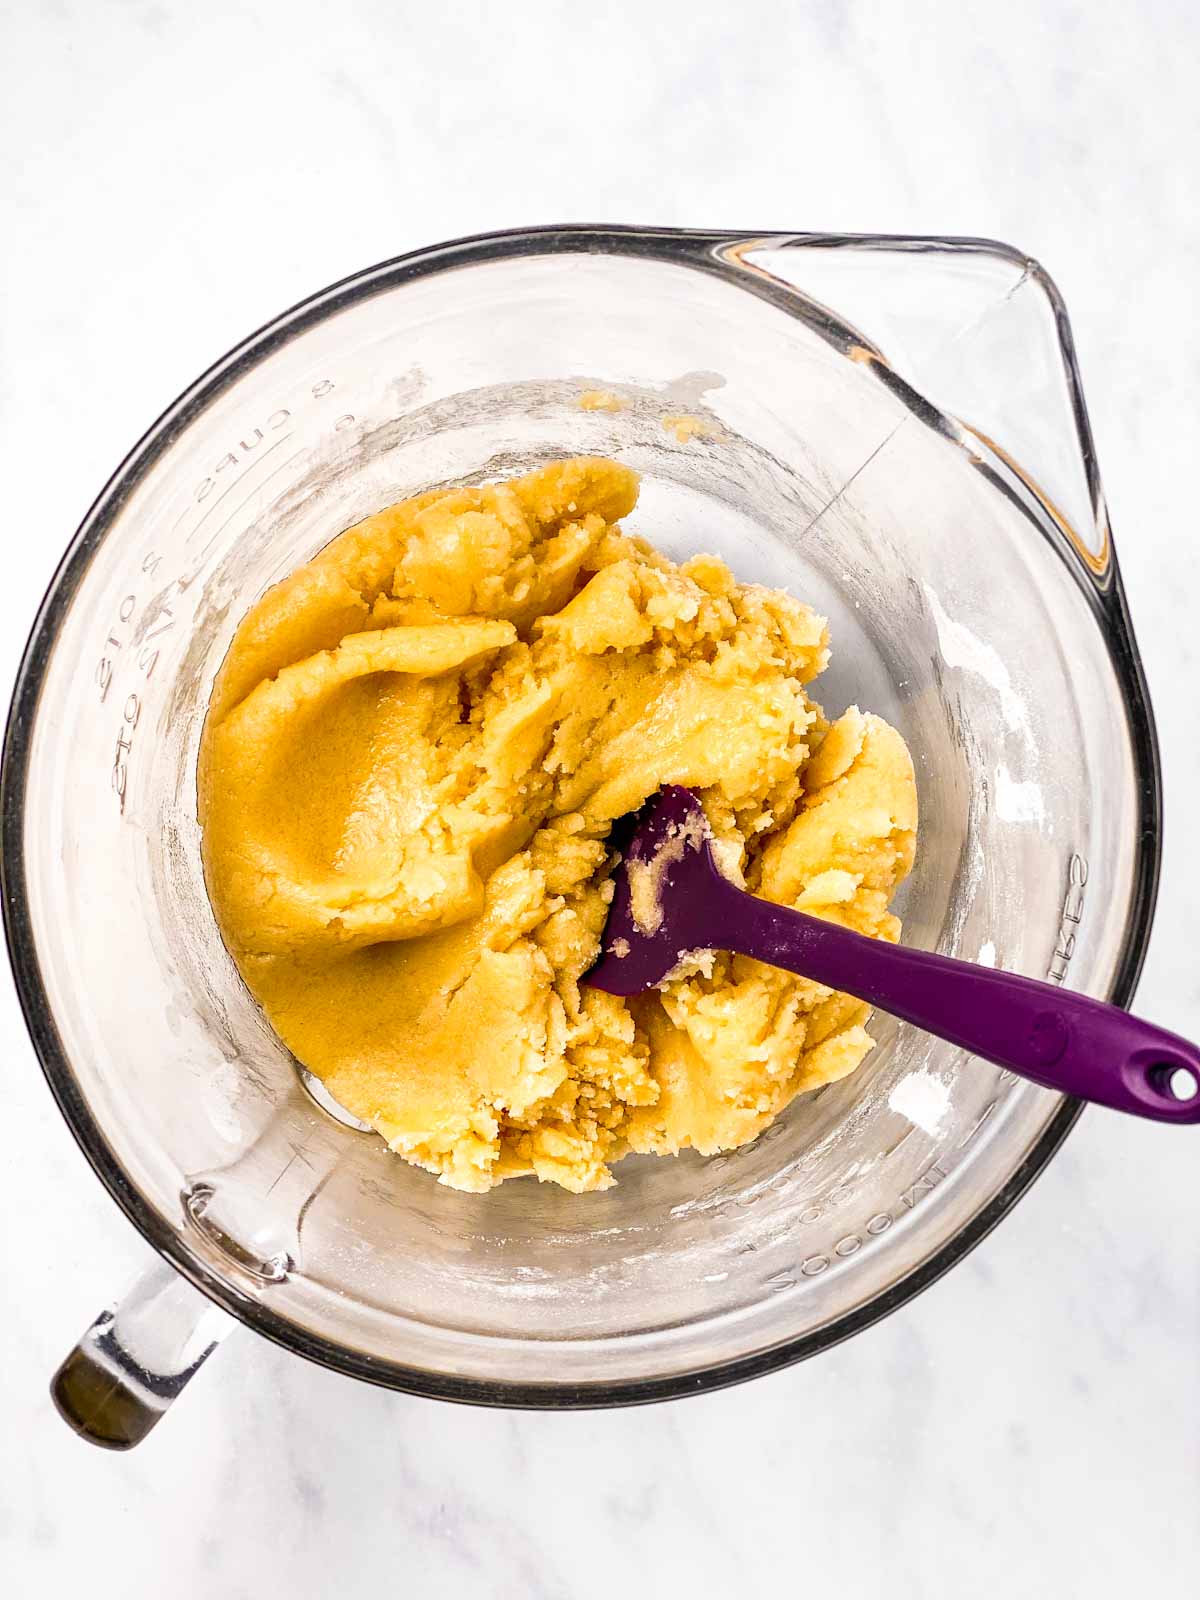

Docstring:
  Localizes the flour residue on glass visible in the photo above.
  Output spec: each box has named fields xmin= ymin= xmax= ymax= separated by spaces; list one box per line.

xmin=887 ymin=1066 xmax=951 ymax=1135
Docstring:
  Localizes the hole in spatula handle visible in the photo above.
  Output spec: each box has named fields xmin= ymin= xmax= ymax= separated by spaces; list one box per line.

xmin=1124 ymin=1046 xmax=1200 ymax=1116
xmin=1151 ymin=1063 xmax=1199 ymax=1102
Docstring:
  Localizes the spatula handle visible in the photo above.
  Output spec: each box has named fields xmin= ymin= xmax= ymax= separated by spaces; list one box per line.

xmin=713 ymin=878 xmax=1200 ymax=1123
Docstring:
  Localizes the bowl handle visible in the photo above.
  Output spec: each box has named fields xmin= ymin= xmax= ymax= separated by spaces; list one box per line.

xmin=50 ymin=1258 xmax=234 ymax=1449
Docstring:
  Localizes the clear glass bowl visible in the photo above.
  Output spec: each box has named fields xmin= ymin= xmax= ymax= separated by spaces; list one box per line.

xmin=1 ymin=227 xmax=1160 ymax=1437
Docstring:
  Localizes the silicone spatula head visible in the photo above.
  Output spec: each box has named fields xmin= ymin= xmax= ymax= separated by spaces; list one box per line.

xmin=586 ymin=785 xmax=718 ymax=997
xmin=585 ymin=789 xmax=1200 ymax=1125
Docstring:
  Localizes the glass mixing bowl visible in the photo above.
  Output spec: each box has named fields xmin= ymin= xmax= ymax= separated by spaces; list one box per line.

xmin=1 ymin=227 xmax=1160 ymax=1447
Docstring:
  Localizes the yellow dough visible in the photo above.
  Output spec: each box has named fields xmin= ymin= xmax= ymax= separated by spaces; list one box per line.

xmin=199 ymin=459 xmax=917 ymax=1192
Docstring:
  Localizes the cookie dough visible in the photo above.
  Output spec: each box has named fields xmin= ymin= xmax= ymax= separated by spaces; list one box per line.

xmin=199 ymin=459 xmax=917 ymax=1192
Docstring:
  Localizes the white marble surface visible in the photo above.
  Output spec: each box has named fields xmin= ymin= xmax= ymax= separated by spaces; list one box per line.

xmin=2 ymin=2 xmax=1198 ymax=1594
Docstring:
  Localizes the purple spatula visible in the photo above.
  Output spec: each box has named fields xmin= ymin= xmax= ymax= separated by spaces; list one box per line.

xmin=586 ymin=786 xmax=1200 ymax=1123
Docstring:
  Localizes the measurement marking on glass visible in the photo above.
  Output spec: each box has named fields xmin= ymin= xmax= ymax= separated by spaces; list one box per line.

xmin=95 ymin=551 xmax=171 ymax=703
xmin=1047 ymin=853 xmax=1088 ymax=984
xmin=186 ymin=377 xmax=338 ymax=509
xmin=184 ymin=432 xmax=296 ymax=547
xmin=193 ymin=446 xmax=309 ymax=562
xmin=901 ymin=1159 xmax=947 ymax=1209
xmin=191 ymin=409 xmax=294 ymax=505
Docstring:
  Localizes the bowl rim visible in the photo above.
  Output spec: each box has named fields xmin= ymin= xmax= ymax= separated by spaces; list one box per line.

xmin=0 ymin=224 xmax=1161 ymax=1407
